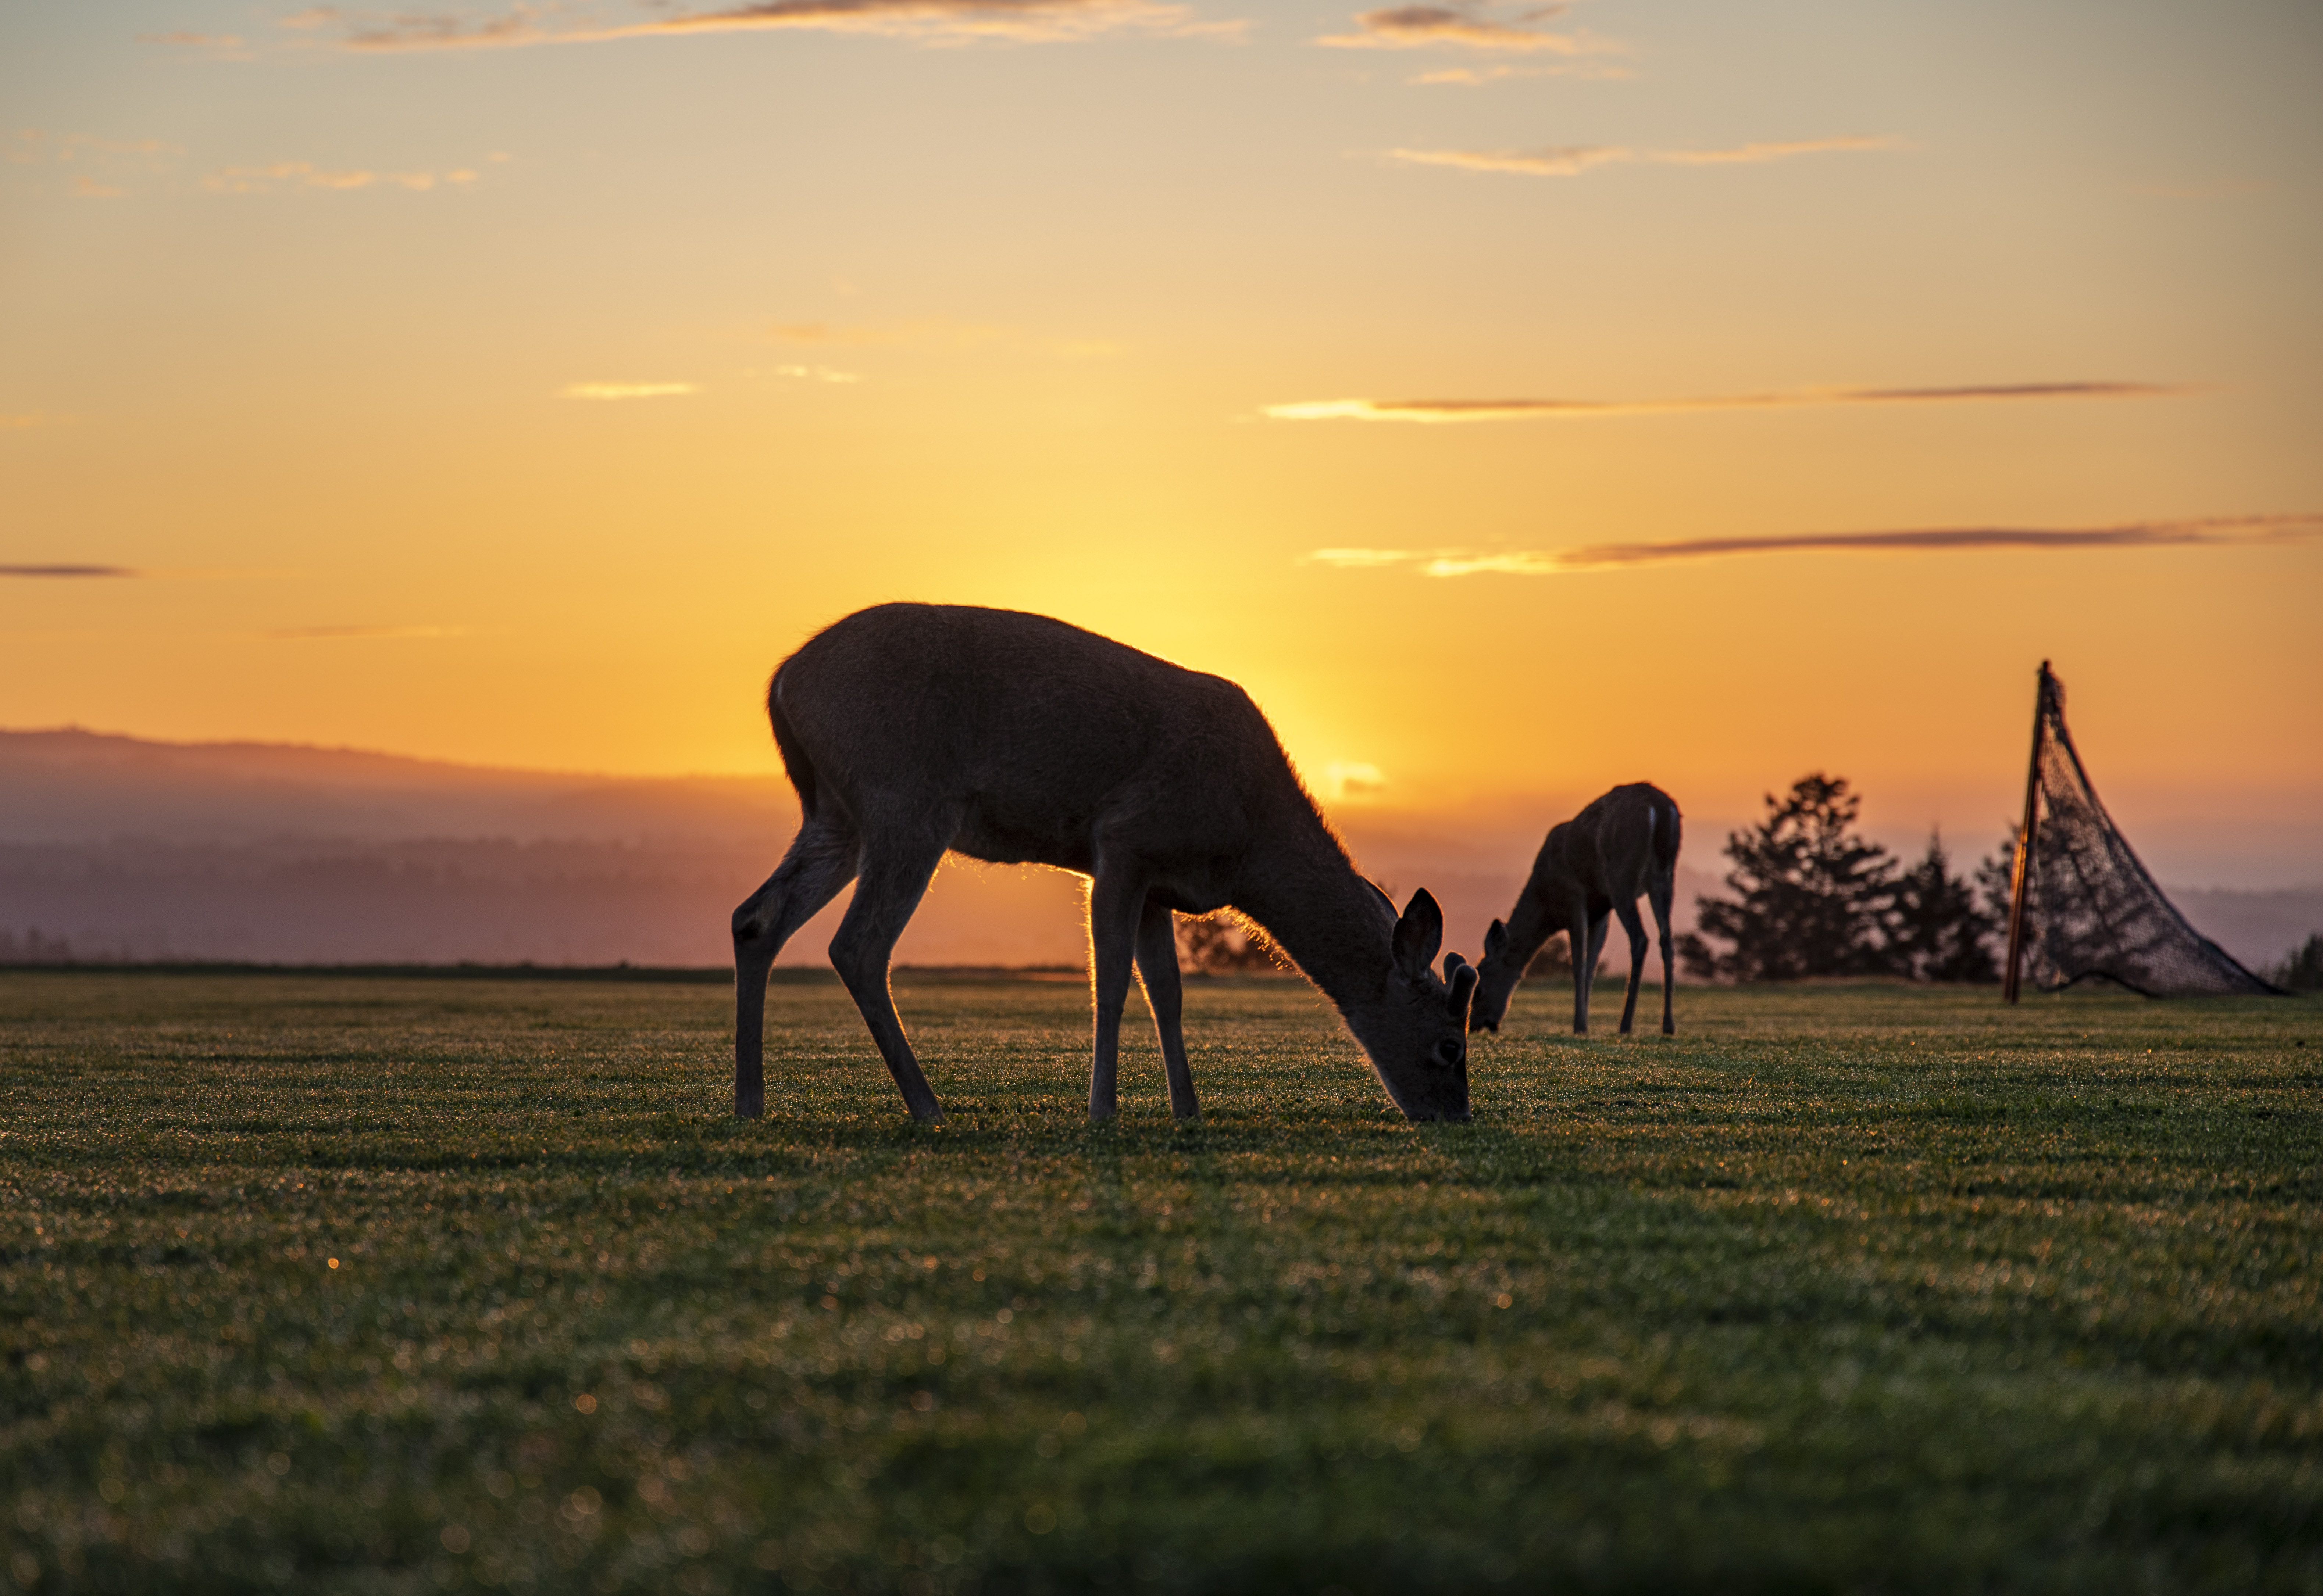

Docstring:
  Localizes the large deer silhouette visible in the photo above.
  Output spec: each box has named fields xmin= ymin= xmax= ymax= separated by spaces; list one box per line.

xmin=732 ymin=604 xmax=1476 ymax=1124
xmin=1471 ymin=783 xmax=1681 ymax=1037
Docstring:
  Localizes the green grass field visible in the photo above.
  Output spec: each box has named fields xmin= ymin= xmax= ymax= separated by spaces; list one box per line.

xmin=3 ymin=969 xmax=2318 ymax=1595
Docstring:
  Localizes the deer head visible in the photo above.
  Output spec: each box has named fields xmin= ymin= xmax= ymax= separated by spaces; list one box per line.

xmin=1346 ymin=888 xmax=1475 ymax=1120
xmin=1467 ymin=916 xmax=1524 ymax=1033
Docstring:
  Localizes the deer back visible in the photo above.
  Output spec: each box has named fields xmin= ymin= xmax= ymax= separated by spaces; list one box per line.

xmin=775 ymin=604 xmax=1288 ymax=874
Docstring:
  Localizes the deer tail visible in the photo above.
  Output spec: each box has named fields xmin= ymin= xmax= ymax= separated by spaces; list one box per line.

xmin=767 ymin=667 xmax=820 ymax=823
xmin=1650 ymin=793 xmax=1681 ymax=873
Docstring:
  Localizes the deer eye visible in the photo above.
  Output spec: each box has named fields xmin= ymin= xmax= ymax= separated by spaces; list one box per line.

xmin=1432 ymin=1040 xmax=1463 ymax=1069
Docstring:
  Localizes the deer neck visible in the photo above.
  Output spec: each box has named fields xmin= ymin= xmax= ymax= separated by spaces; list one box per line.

xmin=1499 ymin=872 xmax=1567 ymax=970
xmin=1231 ymin=806 xmax=1391 ymax=1012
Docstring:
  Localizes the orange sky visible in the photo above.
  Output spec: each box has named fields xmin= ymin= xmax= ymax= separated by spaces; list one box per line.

xmin=6 ymin=0 xmax=2320 ymax=884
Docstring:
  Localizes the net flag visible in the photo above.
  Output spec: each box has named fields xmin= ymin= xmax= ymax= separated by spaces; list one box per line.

xmin=2004 ymin=662 xmax=2281 ymax=998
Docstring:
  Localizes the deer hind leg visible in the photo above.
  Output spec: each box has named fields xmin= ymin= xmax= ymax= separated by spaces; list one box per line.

xmin=1085 ymin=865 xmax=1150 ymax=1122
xmin=1577 ymin=907 xmax=1613 ymax=1034
xmin=828 ymin=836 xmax=949 ymax=1124
xmin=1570 ymin=910 xmax=1593 ymax=1034
xmin=1613 ymin=897 xmax=1650 ymax=1036
xmin=732 ymin=819 xmax=859 ymax=1119
xmin=1135 ymin=896 xmax=1199 ymax=1121
xmin=1648 ymin=872 xmax=1677 ymax=1035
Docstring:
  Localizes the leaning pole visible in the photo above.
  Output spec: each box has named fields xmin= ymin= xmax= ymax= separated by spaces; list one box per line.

xmin=2001 ymin=661 xmax=2053 ymax=1004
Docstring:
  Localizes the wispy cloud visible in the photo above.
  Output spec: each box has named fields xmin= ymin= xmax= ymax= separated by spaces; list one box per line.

xmin=0 ymin=564 xmax=140 ymax=579
xmin=560 ymin=382 xmax=699 ymax=400
xmin=203 ymin=161 xmax=481 ymax=193
xmin=1316 ymin=3 xmax=1607 ymax=54
xmin=771 ymin=318 xmax=1008 ymax=348
xmin=1264 ymin=381 xmax=2189 ymax=424
xmin=1323 ymin=761 xmax=1388 ymax=802
xmin=11 ymin=130 xmax=181 ymax=196
xmin=1409 ymin=62 xmax=1616 ymax=85
xmin=1304 ymin=547 xmax=1414 ymax=569
xmin=1388 ymin=134 xmax=1904 ymax=178
xmin=285 ymin=0 xmax=1234 ymax=50
xmin=263 ymin=624 xmax=466 ymax=640
xmin=10 ymin=131 xmax=179 ymax=166
xmin=0 ymin=414 xmax=55 ymax=430
xmin=1308 ymin=514 xmax=2323 ymax=576
xmin=772 ymin=364 xmax=863 ymax=383
xmin=139 ymin=30 xmax=253 ymax=55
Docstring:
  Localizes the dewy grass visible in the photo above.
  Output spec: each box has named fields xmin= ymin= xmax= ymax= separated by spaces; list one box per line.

xmin=1 ymin=970 xmax=2318 ymax=1594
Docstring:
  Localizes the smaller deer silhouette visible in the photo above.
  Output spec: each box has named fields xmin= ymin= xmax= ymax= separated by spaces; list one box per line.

xmin=732 ymin=604 xmax=1476 ymax=1124
xmin=1471 ymin=783 xmax=1682 ymax=1036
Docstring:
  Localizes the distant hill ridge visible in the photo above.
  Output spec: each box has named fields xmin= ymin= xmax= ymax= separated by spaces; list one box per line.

xmin=0 ymin=727 xmax=2313 ymax=974
xmin=0 ymin=726 xmax=792 ymax=847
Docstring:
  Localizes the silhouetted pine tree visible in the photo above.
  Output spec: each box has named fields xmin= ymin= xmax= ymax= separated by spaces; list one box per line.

xmin=2270 ymin=933 xmax=2323 ymax=992
xmin=1889 ymin=831 xmax=2001 ymax=982
xmin=1974 ymin=825 xmax=2019 ymax=933
xmin=1677 ymin=774 xmax=1897 ymax=981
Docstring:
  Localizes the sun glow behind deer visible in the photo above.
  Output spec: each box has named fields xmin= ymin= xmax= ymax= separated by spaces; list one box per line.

xmin=2 ymin=0 xmax=2317 ymax=877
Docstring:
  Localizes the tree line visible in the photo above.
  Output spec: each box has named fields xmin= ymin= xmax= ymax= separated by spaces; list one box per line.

xmin=1677 ymin=773 xmax=2013 ymax=984
xmin=1167 ymin=770 xmax=2315 ymax=990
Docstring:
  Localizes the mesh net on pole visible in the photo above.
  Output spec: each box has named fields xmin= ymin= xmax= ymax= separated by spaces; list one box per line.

xmin=2010 ymin=663 xmax=2280 ymax=998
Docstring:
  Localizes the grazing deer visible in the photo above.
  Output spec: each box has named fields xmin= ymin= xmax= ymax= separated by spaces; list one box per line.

xmin=1470 ymin=783 xmax=1681 ymax=1037
xmin=731 ymin=604 xmax=1476 ymax=1124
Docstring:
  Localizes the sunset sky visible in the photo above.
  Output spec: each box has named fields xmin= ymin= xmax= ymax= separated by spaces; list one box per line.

xmin=6 ymin=0 xmax=2320 ymax=883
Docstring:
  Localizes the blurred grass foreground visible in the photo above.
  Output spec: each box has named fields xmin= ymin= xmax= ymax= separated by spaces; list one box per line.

xmin=2 ymin=970 xmax=2318 ymax=1594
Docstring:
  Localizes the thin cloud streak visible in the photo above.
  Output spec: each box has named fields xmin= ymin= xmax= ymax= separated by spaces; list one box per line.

xmin=11 ymin=132 xmax=179 ymax=165
xmin=262 ymin=625 xmax=467 ymax=640
xmin=1410 ymin=62 xmax=1621 ymax=84
xmin=139 ymin=30 xmax=253 ymax=55
xmin=770 ymin=318 xmax=1007 ymax=347
xmin=1388 ymin=135 xmax=1905 ymax=178
xmin=560 ymin=382 xmax=699 ymax=400
xmin=203 ymin=161 xmax=481 ymax=193
xmin=0 ymin=565 xmax=141 ymax=579
xmin=1264 ymin=382 xmax=2192 ymax=423
xmin=11 ymin=130 xmax=181 ymax=196
xmin=291 ymin=0 xmax=1232 ymax=50
xmin=1307 ymin=515 xmax=2323 ymax=577
xmin=1315 ymin=4 xmax=1606 ymax=54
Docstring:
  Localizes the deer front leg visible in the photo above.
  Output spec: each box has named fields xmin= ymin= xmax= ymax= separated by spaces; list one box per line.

xmin=828 ymin=841 xmax=947 ymax=1124
xmin=1086 ymin=867 xmax=1146 ymax=1122
xmin=1135 ymin=897 xmax=1199 ymax=1121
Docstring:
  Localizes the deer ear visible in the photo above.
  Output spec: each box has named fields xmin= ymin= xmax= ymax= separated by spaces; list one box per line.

xmin=1392 ymin=889 xmax=1444 ymax=980
xmin=1364 ymin=878 xmax=1396 ymax=917
xmin=1484 ymin=919 xmax=1508 ymax=960
xmin=1447 ymin=960 xmax=1478 ymax=1020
